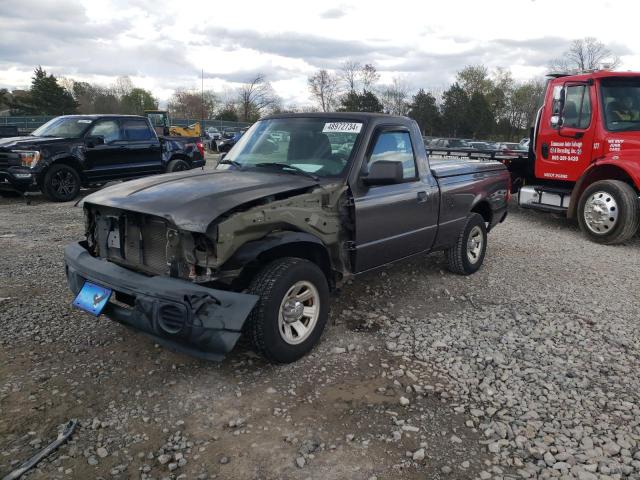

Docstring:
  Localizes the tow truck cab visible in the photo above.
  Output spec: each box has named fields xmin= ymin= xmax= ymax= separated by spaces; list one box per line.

xmin=518 ymin=71 xmax=640 ymax=244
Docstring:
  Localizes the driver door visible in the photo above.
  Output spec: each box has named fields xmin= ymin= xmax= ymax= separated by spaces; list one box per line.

xmin=83 ymin=119 xmax=125 ymax=182
xmin=352 ymin=127 xmax=438 ymax=272
xmin=535 ymin=83 xmax=595 ymax=182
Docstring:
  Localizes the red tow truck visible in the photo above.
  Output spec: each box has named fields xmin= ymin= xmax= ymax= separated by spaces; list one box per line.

xmin=508 ymin=71 xmax=640 ymax=244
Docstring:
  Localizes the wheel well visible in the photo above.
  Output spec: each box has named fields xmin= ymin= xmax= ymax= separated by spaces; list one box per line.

xmin=471 ymin=201 xmax=492 ymax=226
xmin=169 ymin=154 xmax=190 ymax=163
xmin=568 ymin=165 xmax=636 ymax=218
xmin=233 ymin=241 xmax=333 ymax=290
xmin=40 ymin=157 xmax=84 ymax=185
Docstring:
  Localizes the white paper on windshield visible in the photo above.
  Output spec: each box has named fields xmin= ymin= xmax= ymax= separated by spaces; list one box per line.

xmin=78 ymin=120 xmax=92 ymax=123
xmin=322 ymin=122 xmax=362 ymax=134
xmin=291 ymin=163 xmax=323 ymax=173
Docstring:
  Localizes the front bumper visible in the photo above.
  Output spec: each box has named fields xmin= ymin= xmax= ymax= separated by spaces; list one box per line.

xmin=0 ymin=168 xmax=37 ymax=192
xmin=64 ymin=242 xmax=258 ymax=361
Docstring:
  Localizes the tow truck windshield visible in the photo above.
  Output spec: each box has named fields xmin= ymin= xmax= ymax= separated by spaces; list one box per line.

xmin=219 ymin=117 xmax=363 ymax=177
xmin=601 ymin=79 xmax=640 ymax=132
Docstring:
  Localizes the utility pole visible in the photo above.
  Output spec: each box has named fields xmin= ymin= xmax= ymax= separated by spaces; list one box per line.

xmin=201 ymin=68 xmax=204 ymax=130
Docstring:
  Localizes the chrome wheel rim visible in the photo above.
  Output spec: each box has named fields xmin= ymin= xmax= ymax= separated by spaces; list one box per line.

xmin=278 ymin=280 xmax=320 ymax=345
xmin=583 ymin=191 xmax=618 ymax=235
xmin=467 ymin=225 xmax=483 ymax=264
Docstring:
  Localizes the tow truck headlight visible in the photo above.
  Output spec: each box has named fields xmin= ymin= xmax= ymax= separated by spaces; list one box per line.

xmin=14 ymin=150 xmax=41 ymax=168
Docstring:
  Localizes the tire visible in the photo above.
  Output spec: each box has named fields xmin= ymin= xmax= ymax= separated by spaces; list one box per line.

xmin=246 ymin=257 xmax=329 ymax=363
xmin=43 ymin=164 xmax=81 ymax=202
xmin=577 ymin=180 xmax=639 ymax=245
xmin=445 ymin=213 xmax=488 ymax=275
xmin=166 ymin=158 xmax=190 ymax=173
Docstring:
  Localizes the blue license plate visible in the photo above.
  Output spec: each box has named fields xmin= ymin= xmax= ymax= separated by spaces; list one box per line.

xmin=72 ymin=281 xmax=112 ymax=316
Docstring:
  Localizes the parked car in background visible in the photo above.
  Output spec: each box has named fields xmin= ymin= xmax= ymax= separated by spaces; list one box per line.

xmin=519 ymin=138 xmax=530 ymax=150
xmin=0 ymin=115 xmax=205 ymax=201
xmin=497 ymin=142 xmax=527 ymax=156
xmin=469 ymin=141 xmax=492 ymax=150
xmin=216 ymin=129 xmax=245 ymax=152
xmin=205 ymin=127 xmax=222 ymax=152
xmin=430 ymin=138 xmax=473 ymax=150
xmin=64 ymin=113 xmax=510 ymax=363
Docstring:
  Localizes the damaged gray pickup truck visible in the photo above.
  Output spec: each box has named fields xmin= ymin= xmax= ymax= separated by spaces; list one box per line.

xmin=64 ymin=113 xmax=510 ymax=363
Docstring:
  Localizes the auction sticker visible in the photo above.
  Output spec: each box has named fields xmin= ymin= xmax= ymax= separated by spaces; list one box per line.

xmin=322 ymin=122 xmax=362 ymax=133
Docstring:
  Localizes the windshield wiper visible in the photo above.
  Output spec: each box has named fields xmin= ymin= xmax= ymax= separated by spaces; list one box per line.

xmin=218 ymin=159 xmax=243 ymax=169
xmin=254 ymin=162 xmax=319 ymax=181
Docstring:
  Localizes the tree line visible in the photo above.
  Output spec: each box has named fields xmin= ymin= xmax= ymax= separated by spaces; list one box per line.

xmin=306 ymin=37 xmax=620 ymax=141
xmin=0 ymin=37 xmax=619 ymax=139
xmin=0 ymin=67 xmax=281 ymax=123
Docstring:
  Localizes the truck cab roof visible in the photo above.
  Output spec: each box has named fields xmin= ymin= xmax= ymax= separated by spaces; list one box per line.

xmin=548 ymin=71 xmax=640 ymax=83
xmin=262 ymin=112 xmax=410 ymax=123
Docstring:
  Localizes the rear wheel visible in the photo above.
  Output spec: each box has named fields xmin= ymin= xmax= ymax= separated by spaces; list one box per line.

xmin=577 ymin=180 xmax=639 ymax=244
xmin=43 ymin=164 xmax=81 ymax=202
xmin=246 ymin=257 xmax=329 ymax=363
xmin=445 ymin=213 xmax=487 ymax=275
xmin=166 ymin=158 xmax=190 ymax=173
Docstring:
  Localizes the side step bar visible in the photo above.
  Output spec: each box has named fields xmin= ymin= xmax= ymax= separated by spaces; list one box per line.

xmin=518 ymin=185 xmax=571 ymax=214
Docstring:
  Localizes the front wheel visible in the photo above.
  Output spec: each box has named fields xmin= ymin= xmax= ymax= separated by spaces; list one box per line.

xmin=246 ymin=257 xmax=329 ymax=363
xmin=43 ymin=164 xmax=81 ymax=202
xmin=577 ymin=180 xmax=639 ymax=244
xmin=445 ymin=213 xmax=488 ymax=275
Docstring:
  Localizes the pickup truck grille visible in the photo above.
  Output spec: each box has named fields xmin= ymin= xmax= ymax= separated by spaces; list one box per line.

xmin=0 ymin=151 xmax=13 ymax=169
xmin=96 ymin=210 xmax=169 ymax=275
xmin=133 ymin=218 xmax=168 ymax=273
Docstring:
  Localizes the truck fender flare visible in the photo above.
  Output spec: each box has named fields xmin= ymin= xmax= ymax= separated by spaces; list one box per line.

xmin=40 ymin=154 xmax=85 ymax=182
xmin=228 ymin=231 xmax=327 ymax=264
xmin=567 ymin=161 xmax=636 ymax=218
xmin=224 ymin=231 xmax=332 ymax=279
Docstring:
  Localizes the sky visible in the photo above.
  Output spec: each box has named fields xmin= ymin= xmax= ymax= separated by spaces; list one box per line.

xmin=0 ymin=0 xmax=638 ymax=108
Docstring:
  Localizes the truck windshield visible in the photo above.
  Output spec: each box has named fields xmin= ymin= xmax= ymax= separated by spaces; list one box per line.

xmin=31 ymin=117 xmax=93 ymax=138
xmin=601 ymin=79 xmax=640 ymax=131
xmin=220 ymin=118 xmax=363 ymax=177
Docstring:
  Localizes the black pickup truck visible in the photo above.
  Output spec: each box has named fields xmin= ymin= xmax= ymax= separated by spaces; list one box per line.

xmin=0 ymin=115 xmax=205 ymax=201
xmin=64 ymin=113 xmax=509 ymax=363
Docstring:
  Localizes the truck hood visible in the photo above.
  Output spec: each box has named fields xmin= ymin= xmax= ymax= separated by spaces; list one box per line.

xmin=0 ymin=135 xmax=71 ymax=150
xmin=83 ymin=169 xmax=320 ymax=232
xmin=429 ymin=159 xmax=506 ymax=178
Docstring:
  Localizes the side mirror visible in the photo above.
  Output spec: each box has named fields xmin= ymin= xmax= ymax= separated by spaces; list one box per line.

xmin=363 ymin=160 xmax=403 ymax=186
xmin=551 ymin=85 xmax=565 ymax=130
xmin=219 ymin=152 xmax=227 ymax=162
xmin=86 ymin=135 xmax=104 ymax=147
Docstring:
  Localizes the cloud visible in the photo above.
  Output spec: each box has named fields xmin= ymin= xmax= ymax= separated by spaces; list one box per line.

xmin=320 ymin=7 xmax=346 ymax=19
xmin=200 ymin=27 xmax=405 ymax=66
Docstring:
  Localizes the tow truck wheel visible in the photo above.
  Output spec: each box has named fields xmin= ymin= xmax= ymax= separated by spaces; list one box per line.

xmin=577 ymin=180 xmax=639 ymax=245
xmin=247 ymin=257 xmax=329 ymax=364
xmin=43 ymin=164 xmax=81 ymax=202
xmin=445 ymin=213 xmax=487 ymax=275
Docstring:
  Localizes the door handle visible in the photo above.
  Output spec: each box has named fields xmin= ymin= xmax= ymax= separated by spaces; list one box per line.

xmin=417 ymin=191 xmax=429 ymax=203
xmin=541 ymin=143 xmax=549 ymax=159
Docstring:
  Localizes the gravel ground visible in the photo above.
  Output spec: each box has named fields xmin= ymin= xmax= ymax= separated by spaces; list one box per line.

xmin=1 ymin=168 xmax=639 ymax=479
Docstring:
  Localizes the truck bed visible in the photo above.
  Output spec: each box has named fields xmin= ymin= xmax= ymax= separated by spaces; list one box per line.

xmin=429 ymin=158 xmax=506 ymax=178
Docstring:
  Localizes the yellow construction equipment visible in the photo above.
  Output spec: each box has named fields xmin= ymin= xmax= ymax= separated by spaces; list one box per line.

xmin=144 ymin=110 xmax=201 ymax=137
